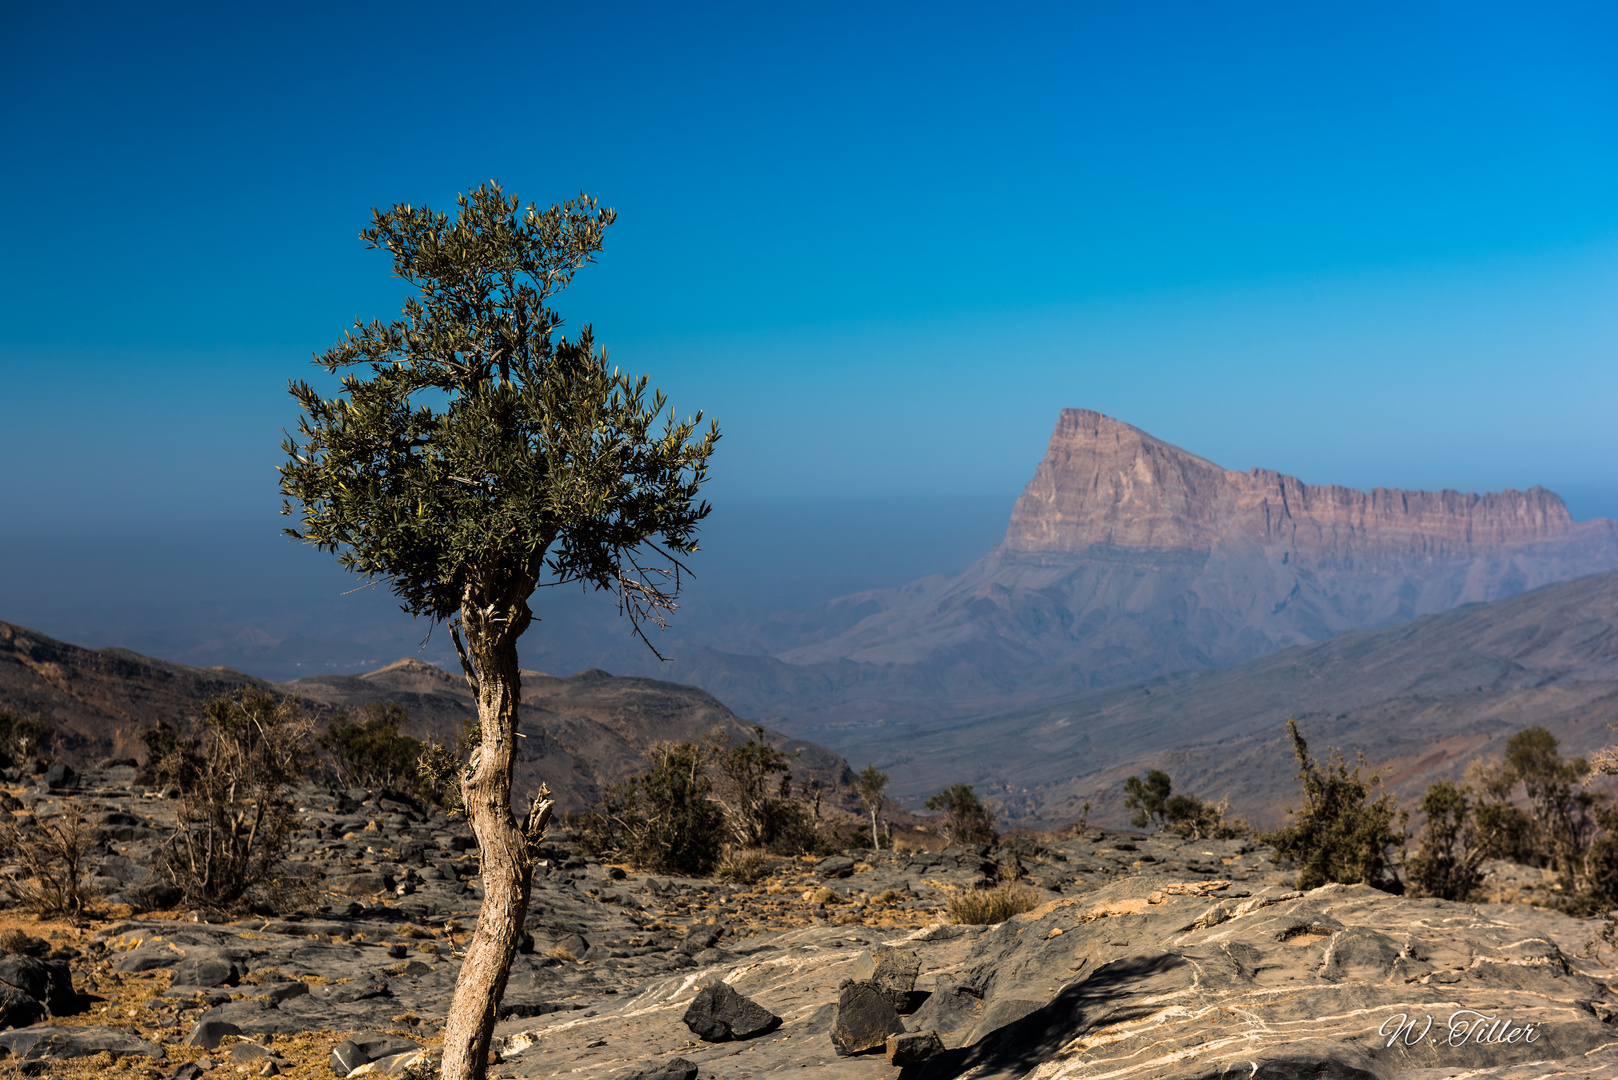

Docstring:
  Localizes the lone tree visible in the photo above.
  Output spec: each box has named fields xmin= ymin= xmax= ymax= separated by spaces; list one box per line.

xmin=279 ymin=183 xmax=718 ymax=1080
xmin=856 ymin=764 xmax=889 ymax=849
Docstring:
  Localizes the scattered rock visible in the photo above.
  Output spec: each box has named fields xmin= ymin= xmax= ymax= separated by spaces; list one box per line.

xmin=886 ymin=1030 xmax=944 ymax=1065
xmin=681 ymin=981 xmax=781 ymax=1042
xmin=830 ymin=978 xmax=905 ymax=1056
xmin=849 ymin=947 xmax=920 ymax=1011
xmin=170 ymin=954 xmax=238 ymax=988
xmin=818 ymin=855 xmax=855 ymax=879
xmin=628 ymin=1057 xmax=698 ymax=1080
xmin=0 ymin=1025 xmax=163 ymax=1060
xmin=183 ymin=1018 xmax=242 ymax=1049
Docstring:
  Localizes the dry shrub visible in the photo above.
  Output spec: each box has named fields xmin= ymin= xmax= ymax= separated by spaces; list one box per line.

xmin=545 ymin=945 xmax=580 ymax=963
xmin=0 ymin=805 xmax=99 ymax=918
xmin=148 ymin=689 xmax=315 ymax=909
xmin=947 ymin=882 xmax=1041 ymax=925
xmin=716 ymin=847 xmax=770 ymax=884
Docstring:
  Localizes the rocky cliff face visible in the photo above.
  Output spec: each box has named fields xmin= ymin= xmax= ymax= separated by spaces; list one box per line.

xmin=1007 ymin=408 xmax=1574 ymax=558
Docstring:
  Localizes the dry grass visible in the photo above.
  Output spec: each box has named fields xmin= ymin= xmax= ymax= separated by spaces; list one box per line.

xmin=545 ymin=944 xmax=580 ymax=963
xmin=716 ymin=847 xmax=770 ymax=884
xmin=947 ymin=882 xmax=1042 ymax=925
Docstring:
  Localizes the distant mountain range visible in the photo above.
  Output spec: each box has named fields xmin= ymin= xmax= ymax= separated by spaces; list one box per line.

xmin=0 ymin=620 xmax=853 ymax=814
xmin=832 ymin=567 xmax=1618 ymax=829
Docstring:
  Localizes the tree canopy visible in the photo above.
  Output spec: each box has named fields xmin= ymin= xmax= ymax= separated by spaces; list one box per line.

xmin=279 ymin=183 xmax=719 ymax=661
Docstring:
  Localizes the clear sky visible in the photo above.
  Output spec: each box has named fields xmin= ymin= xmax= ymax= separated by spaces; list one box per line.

xmin=2 ymin=2 xmax=1616 ymax=667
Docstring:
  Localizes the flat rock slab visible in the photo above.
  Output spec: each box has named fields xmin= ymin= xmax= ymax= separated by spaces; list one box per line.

xmin=0 ymin=1024 xmax=164 ymax=1060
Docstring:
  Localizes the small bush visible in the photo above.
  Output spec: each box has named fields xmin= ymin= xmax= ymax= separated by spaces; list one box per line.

xmin=1263 ymin=718 xmax=1407 ymax=892
xmin=948 ymin=882 xmax=1041 ymax=925
xmin=716 ymin=847 xmax=770 ymax=884
xmin=0 ymin=710 xmax=47 ymax=769
xmin=574 ymin=741 xmax=728 ymax=876
xmin=926 ymin=784 xmax=997 ymax=846
xmin=0 ymin=805 xmax=99 ymax=917
xmin=147 ymin=689 xmax=314 ymax=909
xmin=1123 ymin=770 xmax=1248 ymax=840
xmin=1406 ymin=780 xmax=1503 ymax=901
xmin=317 ymin=703 xmax=426 ymax=795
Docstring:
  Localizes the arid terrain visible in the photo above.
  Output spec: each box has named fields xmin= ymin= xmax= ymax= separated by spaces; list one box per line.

xmin=4 ymin=760 xmax=1618 ymax=1079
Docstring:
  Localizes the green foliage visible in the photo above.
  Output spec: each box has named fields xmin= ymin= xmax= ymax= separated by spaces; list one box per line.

xmin=925 ymin=783 xmax=997 ymax=846
xmin=317 ymin=702 xmax=425 ymax=795
xmin=574 ymin=742 xmax=727 ymax=876
xmin=1124 ymin=769 xmax=1246 ymax=840
xmin=1405 ymin=781 xmax=1497 ymax=901
xmin=1472 ymin=726 xmax=1595 ymax=879
xmin=278 ymin=183 xmax=719 ymax=657
xmin=0 ymin=710 xmax=47 ymax=769
xmin=856 ymin=764 xmax=888 ymax=849
xmin=148 ymin=689 xmax=315 ymax=909
xmin=710 ymin=726 xmax=817 ymax=854
xmin=1123 ymin=770 xmax=1173 ymax=830
xmin=1263 ymin=718 xmax=1407 ymax=892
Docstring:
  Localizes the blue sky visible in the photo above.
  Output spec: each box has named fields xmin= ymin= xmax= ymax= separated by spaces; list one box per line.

xmin=2 ymin=2 xmax=1616 ymax=665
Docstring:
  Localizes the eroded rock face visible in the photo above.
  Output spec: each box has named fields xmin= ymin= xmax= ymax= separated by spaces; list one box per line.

xmin=1006 ymin=409 xmax=1580 ymax=557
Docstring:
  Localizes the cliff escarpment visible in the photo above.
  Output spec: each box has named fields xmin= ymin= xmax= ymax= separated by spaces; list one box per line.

xmin=1006 ymin=408 xmax=1574 ymax=557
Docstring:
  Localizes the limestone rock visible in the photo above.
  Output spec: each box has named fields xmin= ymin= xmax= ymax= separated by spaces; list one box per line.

xmin=681 ymin=981 xmax=781 ymax=1042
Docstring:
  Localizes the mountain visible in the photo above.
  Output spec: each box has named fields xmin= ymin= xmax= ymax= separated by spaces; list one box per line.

xmin=669 ymin=408 xmax=1618 ymax=734
xmin=828 ymin=568 xmax=1618 ymax=828
xmin=0 ymin=620 xmax=853 ymax=813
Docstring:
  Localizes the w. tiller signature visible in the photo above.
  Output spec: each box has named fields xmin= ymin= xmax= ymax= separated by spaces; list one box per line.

xmin=1379 ymin=1010 xmax=1542 ymax=1048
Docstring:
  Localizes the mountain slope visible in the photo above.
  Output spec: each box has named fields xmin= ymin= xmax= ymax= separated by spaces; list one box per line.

xmin=828 ymin=568 xmax=1618 ymax=828
xmin=0 ymin=620 xmax=852 ymax=812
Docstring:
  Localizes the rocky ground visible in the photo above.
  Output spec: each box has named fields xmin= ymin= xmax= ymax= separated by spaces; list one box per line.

xmin=3 ymin=761 xmax=1618 ymax=1079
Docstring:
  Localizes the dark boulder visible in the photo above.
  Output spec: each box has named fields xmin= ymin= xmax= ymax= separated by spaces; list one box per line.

xmin=0 ymin=985 xmax=46 ymax=1030
xmin=681 ymin=981 xmax=781 ymax=1042
xmin=628 ymin=1057 xmax=698 ymax=1080
xmin=886 ymin=1030 xmax=945 ymax=1065
xmin=818 ymin=855 xmax=856 ymax=879
xmin=830 ymin=979 xmax=905 ymax=1056
xmin=849 ymin=947 xmax=921 ymax=1012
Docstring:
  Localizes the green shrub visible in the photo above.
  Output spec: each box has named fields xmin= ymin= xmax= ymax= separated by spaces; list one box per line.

xmin=317 ymin=702 xmax=425 ymax=795
xmin=926 ymin=784 xmax=997 ymax=846
xmin=948 ymin=882 xmax=1041 ymax=925
xmin=1406 ymin=781 xmax=1496 ymax=901
xmin=575 ymin=741 xmax=728 ymax=876
xmin=1124 ymin=769 xmax=1248 ymax=840
xmin=1472 ymin=727 xmax=1595 ymax=880
xmin=1263 ymin=718 xmax=1407 ymax=892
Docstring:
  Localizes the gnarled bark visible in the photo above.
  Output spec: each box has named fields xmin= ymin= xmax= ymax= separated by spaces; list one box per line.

xmin=439 ymin=597 xmax=551 ymax=1080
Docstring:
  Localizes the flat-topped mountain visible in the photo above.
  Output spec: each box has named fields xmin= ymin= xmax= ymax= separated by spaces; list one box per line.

xmin=1006 ymin=408 xmax=1578 ymax=556
xmin=690 ymin=410 xmax=1618 ymax=734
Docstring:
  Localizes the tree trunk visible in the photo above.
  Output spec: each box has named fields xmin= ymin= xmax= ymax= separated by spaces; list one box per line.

xmin=440 ymin=608 xmax=533 ymax=1080
xmin=870 ymin=806 xmax=880 ymax=851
